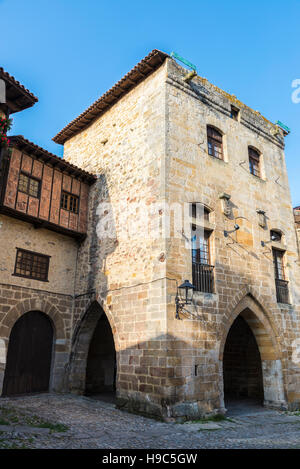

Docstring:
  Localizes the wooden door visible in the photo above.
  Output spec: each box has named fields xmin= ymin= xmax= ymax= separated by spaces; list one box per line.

xmin=2 ymin=311 xmax=53 ymax=396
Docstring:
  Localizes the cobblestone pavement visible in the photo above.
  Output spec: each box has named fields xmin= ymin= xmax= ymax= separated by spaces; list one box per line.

xmin=0 ymin=393 xmax=300 ymax=449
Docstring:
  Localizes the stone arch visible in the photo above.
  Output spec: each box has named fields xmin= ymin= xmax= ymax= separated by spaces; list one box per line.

xmin=219 ymin=293 xmax=287 ymax=410
xmin=68 ymin=300 xmax=118 ymax=394
xmin=0 ymin=298 xmax=68 ymax=395
xmin=220 ymin=293 xmax=281 ymax=361
xmin=0 ymin=298 xmax=66 ymax=342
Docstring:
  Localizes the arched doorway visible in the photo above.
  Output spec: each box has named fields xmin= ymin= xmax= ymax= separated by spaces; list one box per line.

xmin=223 ymin=315 xmax=264 ymax=406
xmin=86 ymin=313 xmax=116 ymax=397
xmin=69 ymin=301 xmax=117 ymax=402
xmin=2 ymin=311 xmax=54 ymax=396
xmin=220 ymin=299 xmax=287 ymax=412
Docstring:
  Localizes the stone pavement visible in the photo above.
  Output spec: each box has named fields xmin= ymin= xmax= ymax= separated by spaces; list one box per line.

xmin=0 ymin=393 xmax=300 ymax=449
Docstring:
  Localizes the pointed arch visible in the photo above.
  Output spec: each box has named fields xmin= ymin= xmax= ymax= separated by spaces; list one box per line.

xmin=219 ymin=293 xmax=281 ymax=361
xmin=219 ymin=293 xmax=287 ymax=410
xmin=68 ymin=300 xmax=118 ymax=394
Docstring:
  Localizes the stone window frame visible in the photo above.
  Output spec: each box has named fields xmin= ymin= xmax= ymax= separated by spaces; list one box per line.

xmin=190 ymin=202 xmax=215 ymax=294
xmin=248 ymin=146 xmax=261 ymax=178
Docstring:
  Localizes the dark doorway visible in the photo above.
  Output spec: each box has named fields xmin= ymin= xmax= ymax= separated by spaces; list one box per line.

xmin=2 ymin=311 xmax=53 ymax=396
xmin=85 ymin=313 xmax=116 ymax=401
xmin=223 ymin=315 xmax=264 ymax=407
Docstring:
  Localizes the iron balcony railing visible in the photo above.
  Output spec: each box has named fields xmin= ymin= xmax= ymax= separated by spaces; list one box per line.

xmin=192 ymin=262 xmax=214 ymax=293
xmin=275 ymin=278 xmax=289 ymax=304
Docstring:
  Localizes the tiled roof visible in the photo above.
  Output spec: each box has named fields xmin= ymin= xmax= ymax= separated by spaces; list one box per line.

xmin=53 ymin=49 xmax=169 ymax=144
xmin=10 ymin=135 xmax=97 ymax=184
xmin=0 ymin=67 xmax=38 ymax=112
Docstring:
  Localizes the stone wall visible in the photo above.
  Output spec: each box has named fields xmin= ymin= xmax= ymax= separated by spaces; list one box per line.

xmin=0 ymin=214 xmax=78 ymax=395
xmin=64 ymin=64 xmax=171 ymax=417
xmin=164 ymin=58 xmax=300 ymax=415
xmin=0 ymin=284 xmax=73 ymax=394
xmin=63 ymin=57 xmax=300 ymax=418
xmin=0 ymin=214 xmax=78 ymax=295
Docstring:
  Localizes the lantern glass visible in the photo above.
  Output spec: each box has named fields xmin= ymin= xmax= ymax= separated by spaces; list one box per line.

xmin=178 ymin=279 xmax=195 ymax=304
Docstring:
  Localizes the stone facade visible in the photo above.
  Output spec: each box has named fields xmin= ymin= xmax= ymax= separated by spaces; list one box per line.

xmin=0 ymin=67 xmax=95 ymax=398
xmin=63 ymin=55 xmax=300 ymax=419
xmin=1 ymin=54 xmax=300 ymax=420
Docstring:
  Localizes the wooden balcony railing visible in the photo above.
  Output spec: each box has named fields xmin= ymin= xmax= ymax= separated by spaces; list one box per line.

xmin=275 ymin=278 xmax=289 ymax=304
xmin=192 ymin=262 xmax=214 ymax=293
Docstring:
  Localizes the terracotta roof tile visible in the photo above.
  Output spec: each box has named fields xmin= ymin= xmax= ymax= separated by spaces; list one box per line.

xmin=10 ymin=135 xmax=97 ymax=184
xmin=0 ymin=67 xmax=38 ymax=112
xmin=53 ymin=49 xmax=169 ymax=144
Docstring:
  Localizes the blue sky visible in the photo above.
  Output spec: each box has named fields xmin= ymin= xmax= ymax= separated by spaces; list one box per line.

xmin=1 ymin=0 xmax=300 ymax=204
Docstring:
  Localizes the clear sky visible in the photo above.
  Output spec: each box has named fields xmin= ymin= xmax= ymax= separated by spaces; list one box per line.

xmin=1 ymin=0 xmax=300 ymax=205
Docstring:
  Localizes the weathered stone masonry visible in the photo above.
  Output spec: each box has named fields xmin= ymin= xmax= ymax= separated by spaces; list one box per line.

xmin=60 ymin=52 xmax=300 ymax=419
xmin=1 ymin=51 xmax=300 ymax=420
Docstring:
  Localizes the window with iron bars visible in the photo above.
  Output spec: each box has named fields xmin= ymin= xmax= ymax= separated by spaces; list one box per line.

xmin=272 ymin=248 xmax=289 ymax=304
xmin=191 ymin=228 xmax=214 ymax=293
xmin=207 ymin=126 xmax=223 ymax=160
xmin=61 ymin=191 xmax=79 ymax=214
xmin=14 ymin=248 xmax=50 ymax=281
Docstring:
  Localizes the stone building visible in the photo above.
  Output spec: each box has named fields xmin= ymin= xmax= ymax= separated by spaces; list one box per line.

xmin=52 ymin=50 xmax=300 ymax=419
xmin=0 ymin=69 xmax=96 ymax=396
xmin=1 ymin=50 xmax=300 ymax=420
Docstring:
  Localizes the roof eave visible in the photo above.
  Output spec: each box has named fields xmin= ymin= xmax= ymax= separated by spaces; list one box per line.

xmin=53 ymin=49 xmax=169 ymax=144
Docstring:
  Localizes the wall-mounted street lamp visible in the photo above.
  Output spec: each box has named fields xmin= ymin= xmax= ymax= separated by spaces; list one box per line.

xmin=175 ymin=279 xmax=195 ymax=319
xmin=224 ymin=224 xmax=240 ymax=237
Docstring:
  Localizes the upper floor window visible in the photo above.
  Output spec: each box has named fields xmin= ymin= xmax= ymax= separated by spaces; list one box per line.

xmin=272 ymin=248 xmax=289 ymax=303
xmin=61 ymin=192 xmax=79 ymax=214
xmin=230 ymin=106 xmax=240 ymax=121
xmin=207 ymin=126 xmax=223 ymax=160
xmin=270 ymin=230 xmax=282 ymax=242
xmin=14 ymin=248 xmax=50 ymax=282
xmin=18 ymin=172 xmax=40 ymax=198
xmin=248 ymin=147 xmax=260 ymax=177
xmin=191 ymin=228 xmax=214 ymax=293
xmin=191 ymin=203 xmax=210 ymax=222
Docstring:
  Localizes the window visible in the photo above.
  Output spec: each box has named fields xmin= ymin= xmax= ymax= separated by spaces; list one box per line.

xmin=248 ymin=147 xmax=260 ymax=177
xmin=14 ymin=248 xmax=50 ymax=281
xmin=18 ymin=172 xmax=40 ymax=198
xmin=273 ymin=249 xmax=285 ymax=280
xmin=192 ymin=230 xmax=211 ymax=265
xmin=61 ymin=192 xmax=79 ymax=214
xmin=191 ymin=203 xmax=210 ymax=221
xmin=270 ymin=230 xmax=282 ymax=242
xmin=192 ymin=228 xmax=214 ymax=293
xmin=230 ymin=106 xmax=240 ymax=121
xmin=272 ymin=248 xmax=289 ymax=303
xmin=207 ymin=126 xmax=223 ymax=160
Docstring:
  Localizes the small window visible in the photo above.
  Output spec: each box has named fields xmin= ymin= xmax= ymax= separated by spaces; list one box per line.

xmin=270 ymin=230 xmax=282 ymax=242
xmin=207 ymin=126 xmax=223 ymax=160
xmin=61 ymin=192 xmax=79 ymax=214
xmin=18 ymin=172 xmax=40 ymax=198
xmin=273 ymin=248 xmax=285 ymax=280
xmin=192 ymin=228 xmax=214 ymax=293
xmin=191 ymin=203 xmax=210 ymax=221
xmin=192 ymin=230 xmax=211 ymax=265
xmin=248 ymin=147 xmax=260 ymax=177
xmin=14 ymin=248 xmax=50 ymax=281
xmin=230 ymin=106 xmax=240 ymax=121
